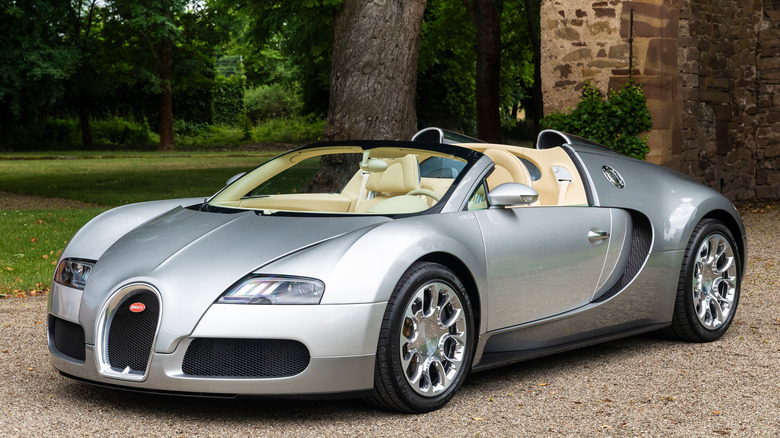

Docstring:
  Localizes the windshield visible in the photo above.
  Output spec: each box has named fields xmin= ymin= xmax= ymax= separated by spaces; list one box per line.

xmin=208 ymin=143 xmax=475 ymax=215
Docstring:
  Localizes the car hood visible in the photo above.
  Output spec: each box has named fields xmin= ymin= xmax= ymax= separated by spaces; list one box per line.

xmin=78 ymin=207 xmax=391 ymax=351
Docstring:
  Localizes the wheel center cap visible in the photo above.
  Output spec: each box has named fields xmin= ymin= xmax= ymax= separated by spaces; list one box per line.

xmin=418 ymin=319 xmax=439 ymax=355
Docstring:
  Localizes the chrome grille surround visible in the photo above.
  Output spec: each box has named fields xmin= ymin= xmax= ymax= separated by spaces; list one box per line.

xmin=95 ymin=283 xmax=162 ymax=382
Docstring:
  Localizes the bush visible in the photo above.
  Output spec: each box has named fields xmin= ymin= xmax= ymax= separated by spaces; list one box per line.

xmin=174 ymin=124 xmax=246 ymax=148
xmin=253 ymin=116 xmax=325 ymax=143
xmin=92 ymin=117 xmax=152 ymax=146
xmin=244 ymin=84 xmax=301 ymax=123
xmin=541 ymin=80 xmax=652 ymax=159
xmin=213 ymin=76 xmax=245 ymax=125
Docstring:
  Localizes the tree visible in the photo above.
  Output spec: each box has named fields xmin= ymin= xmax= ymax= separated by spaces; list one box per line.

xmin=324 ymin=0 xmax=427 ymax=141
xmin=0 ymin=1 xmax=79 ymax=150
xmin=104 ymin=0 xmax=230 ymax=150
xmin=417 ymin=0 xmax=477 ymax=133
xmin=242 ymin=0 xmax=337 ymax=116
xmin=462 ymin=0 xmax=504 ymax=143
xmin=64 ymin=0 xmax=110 ymax=148
xmin=522 ymin=0 xmax=542 ymax=135
xmin=307 ymin=0 xmax=428 ymax=191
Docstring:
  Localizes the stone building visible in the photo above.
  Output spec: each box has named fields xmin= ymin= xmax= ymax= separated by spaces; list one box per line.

xmin=540 ymin=0 xmax=780 ymax=200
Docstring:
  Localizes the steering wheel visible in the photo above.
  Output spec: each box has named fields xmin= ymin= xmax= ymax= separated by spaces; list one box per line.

xmin=406 ymin=188 xmax=442 ymax=201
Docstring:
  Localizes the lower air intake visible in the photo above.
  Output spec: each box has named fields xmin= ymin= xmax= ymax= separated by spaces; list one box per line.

xmin=49 ymin=315 xmax=86 ymax=362
xmin=182 ymin=338 xmax=310 ymax=378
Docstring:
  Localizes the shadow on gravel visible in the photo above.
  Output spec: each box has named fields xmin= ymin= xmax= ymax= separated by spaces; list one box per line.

xmin=54 ymin=333 xmax=672 ymax=419
xmin=462 ymin=332 xmax=671 ymax=391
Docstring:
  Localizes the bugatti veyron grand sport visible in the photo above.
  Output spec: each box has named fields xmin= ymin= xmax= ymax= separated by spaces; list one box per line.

xmin=48 ymin=128 xmax=746 ymax=413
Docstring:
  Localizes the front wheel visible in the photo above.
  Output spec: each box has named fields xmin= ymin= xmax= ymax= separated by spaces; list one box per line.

xmin=370 ymin=262 xmax=474 ymax=413
xmin=665 ymin=219 xmax=741 ymax=342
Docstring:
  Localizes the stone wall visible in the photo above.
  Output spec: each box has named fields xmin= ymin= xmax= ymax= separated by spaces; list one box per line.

xmin=756 ymin=3 xmax=780 ymax=198
xmin=677 ymin=0 xmax=761 ymax=200
xmin=540 ymin=0 xmax=780 ymax=200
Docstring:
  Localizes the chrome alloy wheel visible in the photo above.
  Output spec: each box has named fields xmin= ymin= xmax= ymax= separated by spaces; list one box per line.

xmin=693 ymin=233 xmax=738 ymax=330
xmin=399 ymin=281 xmax=468 ymax=397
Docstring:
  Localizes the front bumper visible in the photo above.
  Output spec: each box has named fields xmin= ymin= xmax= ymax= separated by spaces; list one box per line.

xmin=49 ymin=298 xmax=386 ymax=396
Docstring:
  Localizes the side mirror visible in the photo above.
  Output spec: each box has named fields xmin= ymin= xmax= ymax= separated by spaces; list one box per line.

xmin=487 ymin=183 xmax=538 ymax=208
xmin=225 ymin=172 xmax=246 ymax=187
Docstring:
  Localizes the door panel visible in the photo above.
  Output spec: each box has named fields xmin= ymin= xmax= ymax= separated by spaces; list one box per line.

xmin=475 ymin=206 xmax=614 ymax=331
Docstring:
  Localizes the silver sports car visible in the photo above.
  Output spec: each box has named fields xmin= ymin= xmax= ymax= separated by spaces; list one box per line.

xmin=48 ymin=128 xmax=746 ymax=413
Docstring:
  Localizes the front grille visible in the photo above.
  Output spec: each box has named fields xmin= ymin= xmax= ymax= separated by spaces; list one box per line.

xmin=49 ymin=315 xmax=86 ymax=362
xmin=106 ymin=291 xmax=160 ymax=373
xmin=182 ymin=338 xmax=310 ymax=378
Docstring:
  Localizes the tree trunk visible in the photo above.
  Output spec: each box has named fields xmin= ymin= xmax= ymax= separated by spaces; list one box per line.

xmin=524 ymin=0 xmax=543 ymax=136
xmin=158 ymin=37 xmax=174 ymax=151
xmin=312 ymin=0 xmax=427 ymax=192
xmin=77 ymin=95 xmax=93 ymax=148
xmin=324 ymin=0 xmax=427 ymax=141
xmin=474 ymin=0 xmax=503 ymax=143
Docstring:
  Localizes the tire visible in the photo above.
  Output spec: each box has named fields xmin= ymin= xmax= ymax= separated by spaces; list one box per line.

xmin=664 ymin=219 xmax=741 ymax=342
xmin=370 ymin=262 xmax=475 ymax=413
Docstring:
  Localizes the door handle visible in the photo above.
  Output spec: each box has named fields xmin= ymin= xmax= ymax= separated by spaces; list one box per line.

xmin=588 ymin=229 xmax=610 ymax=243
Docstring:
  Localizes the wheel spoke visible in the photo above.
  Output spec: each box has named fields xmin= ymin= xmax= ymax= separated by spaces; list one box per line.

xmin=692 ymin=232 xmax=738 ymax=330
xmin=398 ymin=280 xmax=469 ymax=397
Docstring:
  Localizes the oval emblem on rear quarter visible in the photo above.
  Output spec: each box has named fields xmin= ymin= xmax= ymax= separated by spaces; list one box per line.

xmin=602 ymin=165 xmax=625 ymax=189
xmin=129 ymin=302 xmax=146 ymax=313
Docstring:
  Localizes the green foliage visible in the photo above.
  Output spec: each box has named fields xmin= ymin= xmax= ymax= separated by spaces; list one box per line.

xmin=213 ymin=75 xmax=246 ymax=125
xmin=253 ymin=116 xmax=325 ymax=143
xmin=0 ymin=0 xmax=79 ymax=143
xmin=93 ymin=117 xmax=152 ymax=146
xmin=416 ymin=0 xmax=536 ymax=138
xmin=417 ymin=0 xmax=477 ymax=134
xmin=244 ymin=84 xmax=301 ymax=123
xmin=243 ymin=0 xmax=337 ymax=115
xmin=541 ymin=80 xmax=653 ymax=159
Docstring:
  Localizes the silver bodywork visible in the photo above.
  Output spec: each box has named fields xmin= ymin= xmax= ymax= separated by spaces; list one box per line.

xmin=48 ymin=130 xmax=746 ymax=396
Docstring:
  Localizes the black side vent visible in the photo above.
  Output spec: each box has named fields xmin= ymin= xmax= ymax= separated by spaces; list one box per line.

xmin=106 ymin=291 xmax=160 ymax=373
xmin=412 ymin=128 xmax=444 ymax=143
xmin=49 ymin=315 xmax=86 ymax=362
xmin=537 ymin=130 xmax=569 ymax=149
xmin=593 ymin=211 xmax=653 ymax=303
xmin=182 ymin=338 xmax=310 ymax=378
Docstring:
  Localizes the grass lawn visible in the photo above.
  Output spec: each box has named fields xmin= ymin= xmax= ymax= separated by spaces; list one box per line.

xmin=0 ymin=152 xmax=280 ymax=206
xmin=0 ymin=150 xmax=285 ymax=295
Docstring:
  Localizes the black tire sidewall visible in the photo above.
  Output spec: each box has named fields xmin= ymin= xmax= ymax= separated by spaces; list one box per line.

xmin=379 ymin=262 xmax=475 ymax=413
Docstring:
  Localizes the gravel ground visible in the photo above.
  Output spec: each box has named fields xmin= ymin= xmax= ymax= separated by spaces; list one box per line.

xmin=0 ymin=205 xmax=778 ymax=437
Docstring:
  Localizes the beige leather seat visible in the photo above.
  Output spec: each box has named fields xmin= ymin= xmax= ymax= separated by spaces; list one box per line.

xmin=483 ymin=149 xmax=534 ymax=191
xmin=355 ymin=154 xmax=420 ymax=212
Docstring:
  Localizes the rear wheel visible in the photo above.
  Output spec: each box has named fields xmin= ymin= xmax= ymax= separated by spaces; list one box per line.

xmin=665 ymin=219 xmax=741 ymax=342
xmin=370 ymin=262 xmax=474 ymax=413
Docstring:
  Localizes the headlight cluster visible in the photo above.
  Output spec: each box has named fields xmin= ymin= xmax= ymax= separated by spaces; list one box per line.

xmin=53 ymin=259 xmax=95 ymax=290
xmin=217 ymin=275 xmax=325 ymax=305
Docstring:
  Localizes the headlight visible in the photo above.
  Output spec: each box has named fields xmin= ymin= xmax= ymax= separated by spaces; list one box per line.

xmin=217 ymin=275 xmax=325 ymax=305
xmin=53 ymin=259 xmax=95 ymax=290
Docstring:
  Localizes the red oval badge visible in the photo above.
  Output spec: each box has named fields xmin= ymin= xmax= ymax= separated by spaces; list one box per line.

xmin=129 ymin=302 xmax=146 ymax=313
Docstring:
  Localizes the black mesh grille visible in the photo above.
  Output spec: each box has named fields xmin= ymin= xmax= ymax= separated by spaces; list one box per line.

xmin=49 ymin=315 xmax=86 ymax=362
xmin=107 ymin=291 xmax=160 ymax=373
xmin=412 ymin=128 xmax=443 ymax=143
xmin=594 ymin=211 xmax=653 ymax=303
xmin=182 ymin=338 xmax=310 ymax=378
xmin=537 ymin=131 xmax=568 ymax=149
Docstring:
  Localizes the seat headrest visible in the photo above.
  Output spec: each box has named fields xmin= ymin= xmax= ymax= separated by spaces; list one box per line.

xmin=365 ymin=154 xmax=419 ymax=194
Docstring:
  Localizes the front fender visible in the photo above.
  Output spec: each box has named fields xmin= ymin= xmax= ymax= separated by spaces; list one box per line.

xmin=260 ymin=211 xmax=487 ymax=306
